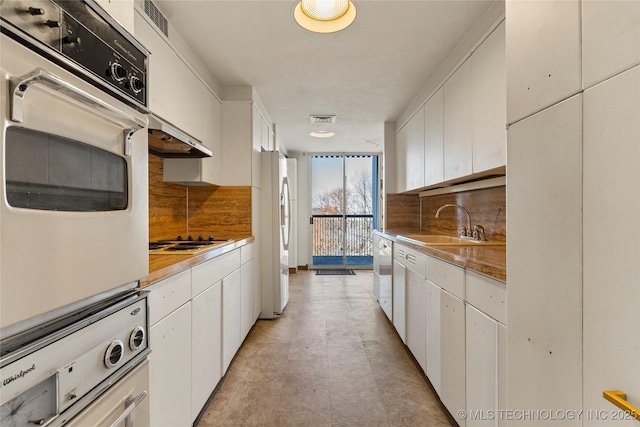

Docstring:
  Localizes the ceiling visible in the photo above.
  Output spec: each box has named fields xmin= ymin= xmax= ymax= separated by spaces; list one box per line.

xmin=153 ymin=0 xmax=495 ymax=154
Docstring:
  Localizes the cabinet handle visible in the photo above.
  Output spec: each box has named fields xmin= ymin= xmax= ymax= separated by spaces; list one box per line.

xmin=603 ymin=390 xmax=640 ymax=422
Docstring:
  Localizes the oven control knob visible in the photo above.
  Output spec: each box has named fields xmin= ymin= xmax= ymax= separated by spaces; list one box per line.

xmin=187 ymin=235 xmax=193 ymax=241
xmin=177 ymin=235 xmax=183 ymax=241
xmin=129 ymin=326 xmax=145 ymax=351
xmin=208 ymin=235 xmax=214 ymax=241
xmin=127 ymin=75 xmax=144 ymax=94
xmin=45 ymin=20 xmax=60 ymax=28
xmin=28 ymin=7 xmax=45 ymax=15
xmin=104 ymin=340 xmax=124 ymax=369
xmin=110 ymin=62 xmax=127 ymax=82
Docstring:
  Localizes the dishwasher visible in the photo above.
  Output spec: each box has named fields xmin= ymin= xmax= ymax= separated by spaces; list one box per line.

xmin=373 ymin=234 xmax=393 ymax=321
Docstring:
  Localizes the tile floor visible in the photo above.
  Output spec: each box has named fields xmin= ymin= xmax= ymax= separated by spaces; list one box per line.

xmin=197 ymin=270 xmax=455 ymax=427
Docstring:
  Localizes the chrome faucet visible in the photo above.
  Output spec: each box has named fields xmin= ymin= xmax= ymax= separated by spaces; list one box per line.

xmin=435 ymin=204 xmax=472 ymax=238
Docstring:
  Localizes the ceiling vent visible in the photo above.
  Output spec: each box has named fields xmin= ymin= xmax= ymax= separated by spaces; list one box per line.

xmin=310 ymin=115 xmax=336 ymax=124
xmin=144 ymin=0 xmax=169 ymax=37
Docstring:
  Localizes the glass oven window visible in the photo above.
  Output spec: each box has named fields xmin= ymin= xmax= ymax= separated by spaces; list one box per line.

xmin=5 ymin=127 xmax=128 ymax=212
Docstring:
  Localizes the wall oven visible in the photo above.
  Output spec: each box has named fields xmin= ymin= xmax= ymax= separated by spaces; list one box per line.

xmin=0 ymin=0 xmax=149 ymax=336
xmin=1 ymin=1 xmax=151 ymax=425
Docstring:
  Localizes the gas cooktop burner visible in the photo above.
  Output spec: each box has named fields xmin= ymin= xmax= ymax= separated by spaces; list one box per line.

xmin=149 ymin=236 xmax=234 ymax=255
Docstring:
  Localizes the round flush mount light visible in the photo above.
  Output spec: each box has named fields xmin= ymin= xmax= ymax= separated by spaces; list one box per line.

xmin=310 ymin=131 xmax=335 ymax=138
xmin=294 ymin=0 xmax=357 ymax=34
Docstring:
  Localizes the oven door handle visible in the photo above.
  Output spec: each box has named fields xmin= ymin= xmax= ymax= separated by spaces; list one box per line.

xmin=11 ymin=68 xmax=148 ymax=154
xmin=109 ymin=390 xmax=148 ymax=427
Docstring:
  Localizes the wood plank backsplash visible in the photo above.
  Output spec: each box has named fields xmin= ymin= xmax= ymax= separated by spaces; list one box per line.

xmin=149 ymin=154 xmax=251 ymax=241
xmin=385 ymin=186 xmax=506 ymax=242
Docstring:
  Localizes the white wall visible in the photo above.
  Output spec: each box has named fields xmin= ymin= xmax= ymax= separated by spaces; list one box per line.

xmin=290 ymin=152 xmax=311 ymax=268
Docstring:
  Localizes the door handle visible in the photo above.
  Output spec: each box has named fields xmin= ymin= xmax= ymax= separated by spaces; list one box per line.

xmin=603 ymin=390 xmax=640 ymax=422
xmin=109 ymin=390 xmax=148 ymax=427
xmin=11 ymin=68 xmax=148 ymax=155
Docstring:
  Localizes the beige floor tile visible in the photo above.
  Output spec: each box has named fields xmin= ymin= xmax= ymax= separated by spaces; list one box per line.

xmin=196 ymin=270 xmax=455 ymax=427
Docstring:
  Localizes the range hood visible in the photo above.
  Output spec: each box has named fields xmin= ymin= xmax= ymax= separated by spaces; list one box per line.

xmin=147 ymin=114 xmax=212 ymax=158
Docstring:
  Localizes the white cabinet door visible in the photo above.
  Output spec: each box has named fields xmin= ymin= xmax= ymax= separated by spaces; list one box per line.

xmin=221 ymin=102 xmax=253 ymax=186
xmin=426 ymin=280 xmax=441 ymax=395
xmin=149 ymin=302 xmax=192 ymax=427
xmin=134 ymin=11 xmax=177 ymax=124
xmin=395 ymin=123 xmax=408 ymax=193
xmin=507 ymin=95 xmax=583 ymax=420
xmin=582 ymin=1 xmax=640 ymax=88
xmin=95 ymin=0 xmax=134 ymax=34
xmin=465 ymin=304 xmax=497 ymax=427
xmin=424 ymin=87 xmax=444 ymax=187
xmin=497 ymin=323 xmax=507 ymax=427
xmin=403 ymin=107 xmax=425 ymax=191
xmin=240 ymin=259 xmax=254 ymax=342
xmin=583 ymin=65 xmax=640 ymax=426
xmin=441 ymin=289 xmax=466 ymax=427
xmin=222 ymin=268 xmax=241 ymax=374
xmin=191 ymin=282 xmax=222 ymax=422
xmin=472 ymin=21 xmax=506 ymax=173
xmin=392 ymin=260 xmax=406 ymax=343
xmin=174 ymin=58 xmax=202 ymax=140
xmin=506 ymin=0 xmax=581 ymax=123
xmin=444 ymin=59 xmax=473 ymax=181
xmin=406 ymin=268 xmax=426 ymax=372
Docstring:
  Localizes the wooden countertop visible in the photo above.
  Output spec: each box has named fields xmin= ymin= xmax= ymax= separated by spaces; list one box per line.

xmin=374 ymin=229 xmax=506 ymax=283
xmin=140 ymin=235 xmax=255 ymax=288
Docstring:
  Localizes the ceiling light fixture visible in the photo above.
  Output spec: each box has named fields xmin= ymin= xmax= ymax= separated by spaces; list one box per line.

xmin=310 ymin=131 xmax=335 ymax=138
xmin=294 ymin=0 xmax=357 ymax=34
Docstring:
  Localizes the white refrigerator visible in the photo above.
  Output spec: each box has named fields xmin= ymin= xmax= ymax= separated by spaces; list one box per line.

xmin=260 ymin=151 xmax=290 ymax=319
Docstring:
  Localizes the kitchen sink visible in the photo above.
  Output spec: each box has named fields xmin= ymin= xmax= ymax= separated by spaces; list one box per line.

xmin=397 ymin=234 xmax=506 ymax=246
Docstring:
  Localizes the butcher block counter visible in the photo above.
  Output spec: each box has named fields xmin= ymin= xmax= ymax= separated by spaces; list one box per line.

xmin=374 ymin=229 xmax=506 ymax=283
xmin=140 ymin=235 xmax=255 ymax=288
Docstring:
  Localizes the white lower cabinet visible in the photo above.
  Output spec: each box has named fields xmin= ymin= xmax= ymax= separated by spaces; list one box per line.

xmin=465 ymin=304 xmax=498 ymax=427
xmin=191 ymin=282 xmax=222 ymax=422
xmin=392 ymin=259 xmax=407 ymax=343
xmin=222 ymin=269 xmax=242 ymax=373
xmin=148 ymin=244 xmax=256 ymax=425
xmin=149 ymin=302 xmax=192 ymax=427
xmin=441 ymin=289 xmax=466 ymax=427
xmin=240 ymin=258 xmax=254 ymax=342
xmin=406 ymin=268 xmax=427 ymax=372
xmin=426 ymin=280 xmax=441 ymax=395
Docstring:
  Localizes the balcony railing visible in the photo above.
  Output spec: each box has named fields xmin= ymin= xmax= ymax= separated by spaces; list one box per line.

xmin=311 ymin=214 xmax=373 ymax=265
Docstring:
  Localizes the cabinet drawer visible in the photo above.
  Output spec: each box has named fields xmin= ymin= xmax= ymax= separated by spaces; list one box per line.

xmin=393 ymin=244 xmax=426 ymax=276
xmin=192 ymin=250 xmax=241 ymax=297
xmin=466 ymin=271 xmax=506 ymax=325
xmin=148 ymin=269 xmax=191 ymax=326
xmin=425 ymin=256 xmax=465 ymax=300
xmin=240 ymin=243 xmax=253 ymax=265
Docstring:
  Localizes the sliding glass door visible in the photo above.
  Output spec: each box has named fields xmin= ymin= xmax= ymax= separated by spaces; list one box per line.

xmin=310 ymin=155 xmax=378 ymax=268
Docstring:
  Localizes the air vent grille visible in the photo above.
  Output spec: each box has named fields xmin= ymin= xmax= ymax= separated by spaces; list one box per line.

xmin=144 ymin=0 xmax=168 ymax=37
xmin=310 ymin=115 xmax=336 ymax=124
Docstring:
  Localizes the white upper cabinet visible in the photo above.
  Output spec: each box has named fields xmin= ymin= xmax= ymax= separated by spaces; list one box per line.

xmin=472 ymin=22 xmax=506 ymax=173
xmin=95 ymin=0 xmax=134 ymax=34
xmin=163 ymin=91 xmax=222 ymax=185
xmin=134 ymin=10 xmax=177 ymax=123
xmin=444 ymin=58 xmax=473 ymax=181
xmin=404 ymin=107 xmax=426 ymax=191
xmin=582 ymin=0 xmax=640 ymax=89
xmin=506 ymin=0 xmax=581 ymax=123
xmin=395 ymin=126 xmax=408 ymax=193
xmin=173 ymin=58 xmax=203 ymax=140
xmin=424 ymin=87 xmax=444 ymax=187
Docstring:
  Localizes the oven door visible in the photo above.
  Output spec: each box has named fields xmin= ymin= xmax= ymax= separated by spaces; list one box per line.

xmin=65 ymin=359 xmax=150 ymax=427
xmin=0 ymin=33 xmax=149 ymax=333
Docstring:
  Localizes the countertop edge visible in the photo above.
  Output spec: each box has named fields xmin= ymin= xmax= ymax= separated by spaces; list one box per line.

xmin=140 ymin=236 xmax=255 ymax=288
xmin=374 ymin=229 xmax=506 ymax=283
